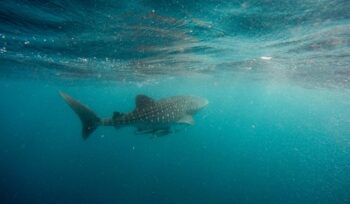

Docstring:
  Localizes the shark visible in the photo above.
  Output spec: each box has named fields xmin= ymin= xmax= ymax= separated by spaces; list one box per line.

xmin=59 ymin=91 xmax=208 ymax=139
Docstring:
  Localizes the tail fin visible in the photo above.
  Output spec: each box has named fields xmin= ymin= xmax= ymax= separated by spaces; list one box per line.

xmin=59 ymin=91 xmax=100 ymax=139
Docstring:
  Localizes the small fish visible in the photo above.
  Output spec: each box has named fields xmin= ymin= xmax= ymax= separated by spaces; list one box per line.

xmin=59 ymin=91 xmax=208 ymax=139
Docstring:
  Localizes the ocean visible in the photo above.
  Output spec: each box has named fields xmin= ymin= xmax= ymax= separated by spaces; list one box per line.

xmin=1 ymin=0 xmax=350 ymax=203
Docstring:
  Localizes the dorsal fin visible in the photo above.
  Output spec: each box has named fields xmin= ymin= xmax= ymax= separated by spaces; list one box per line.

xmin=113 ymin=112 xmax=124 ymax=119
xmin=135 ymin=95 xmax=155 ymax=109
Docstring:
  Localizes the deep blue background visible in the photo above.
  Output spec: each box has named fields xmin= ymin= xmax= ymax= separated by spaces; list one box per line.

xmin=1 ymin=78 xmax=350 ymax=204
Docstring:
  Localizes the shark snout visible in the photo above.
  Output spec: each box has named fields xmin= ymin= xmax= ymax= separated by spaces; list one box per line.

xmin=203 ymin=99 xmax=209 ymax=107
xmin=197 ymin=98 xmax=209 ymax=109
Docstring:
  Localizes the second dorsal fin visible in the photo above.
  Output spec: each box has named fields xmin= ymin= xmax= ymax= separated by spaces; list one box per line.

xmin=135 ymin=95 xmax=155 ymax=110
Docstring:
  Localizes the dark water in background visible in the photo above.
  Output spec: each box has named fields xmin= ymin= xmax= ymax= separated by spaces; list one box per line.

xmin=1 ymin=0 xmax=350 ymax=203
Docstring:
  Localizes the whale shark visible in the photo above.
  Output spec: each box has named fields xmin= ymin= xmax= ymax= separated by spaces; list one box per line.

xmin=59 ymin=91 xmax=208 ymax=139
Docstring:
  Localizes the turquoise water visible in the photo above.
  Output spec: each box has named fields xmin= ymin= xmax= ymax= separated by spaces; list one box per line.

xmin=1 ymin=0 xmax=350 ymax=203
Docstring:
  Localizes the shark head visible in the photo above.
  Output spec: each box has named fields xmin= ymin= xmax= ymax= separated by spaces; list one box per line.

xmin=184 ymin=96 xmax=209 ymax=114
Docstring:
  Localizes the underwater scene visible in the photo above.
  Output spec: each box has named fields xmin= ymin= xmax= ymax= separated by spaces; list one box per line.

xmin=1 ymin=0 xmax=350 ymax=203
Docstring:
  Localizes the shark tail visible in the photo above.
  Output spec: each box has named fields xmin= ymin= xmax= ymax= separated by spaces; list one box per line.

xmin=59 ymin=91 xmax=100 ymax=140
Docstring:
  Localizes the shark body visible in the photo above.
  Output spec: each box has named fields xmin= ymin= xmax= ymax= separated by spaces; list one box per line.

xmin=60 ymin=92 xmax=208 ymax=139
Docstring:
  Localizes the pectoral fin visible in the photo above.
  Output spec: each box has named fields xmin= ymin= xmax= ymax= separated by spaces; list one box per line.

xmin=136 ymin=127 xmax=154 ymax=135
xmin=177 ymin=115 xmax=195 ymax=125
xmin=135 ymin=127 xmax=171 ymax=137
xmin=153 ymin=128 xmax=171 ymax=137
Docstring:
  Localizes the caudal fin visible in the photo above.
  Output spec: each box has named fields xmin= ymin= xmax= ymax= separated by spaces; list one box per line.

xmin=59 ymin=91 xmax=100 ymax=139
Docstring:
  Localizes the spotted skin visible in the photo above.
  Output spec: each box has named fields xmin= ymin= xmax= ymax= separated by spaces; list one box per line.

xmin=112 ymin=96 xmax=207 ymax=127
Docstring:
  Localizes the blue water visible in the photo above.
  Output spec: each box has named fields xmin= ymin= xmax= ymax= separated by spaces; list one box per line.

xmin=1 ymin=0 xmax=350 ymax=203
